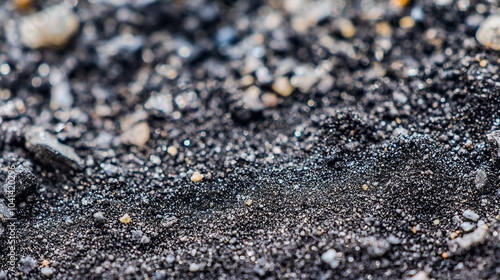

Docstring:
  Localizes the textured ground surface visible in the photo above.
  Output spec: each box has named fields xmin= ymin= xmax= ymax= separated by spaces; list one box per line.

xmin=0 ymin=0 xmax=500 ymax=279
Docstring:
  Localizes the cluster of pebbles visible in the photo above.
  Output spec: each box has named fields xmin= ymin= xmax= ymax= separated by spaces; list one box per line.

xmin=0 ymin=0 xmax=500 ymax=279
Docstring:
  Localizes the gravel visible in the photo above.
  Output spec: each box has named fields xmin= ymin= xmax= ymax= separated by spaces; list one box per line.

xmin=463 ymin=209 xmax=480 ymax=222
xmin=40 ymin=267 xmax=54 ymax=277
xmin=448 ymin=226 xmax=489 ymax=253
xmin=321 ymin=249 xmax=341 ymax=269
xmin=18 ymin=3 xmax=80 ymax=49
xmin=24 ymin=126 xmax=84 ymax=170
xmin=1 ymin=0 xmax=499 ymax=279
xmin=476 ymin=14 xmax=500 ymax=50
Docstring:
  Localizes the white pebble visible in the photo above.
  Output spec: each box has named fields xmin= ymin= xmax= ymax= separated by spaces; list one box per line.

xmin=448 ymin=227 xmax=488 ymax=253
xmin=19 ymin=4 xmax=80 ymax=49
xmin=408 ymin=271 xmax=429 ymax=280
xmin=462 ymin=209 xmax=479 ymax=221
xmin=41 ymin=267 xmax=54 ymax=277
xmin=476 ymin=14 xmax=500 ymax=50
xmin=189 ymin=263 xmax=200 ymax=272
xmin=321 ymin=249 xmax=340 ymax=269
xmin=461 ymin=221 xmax=475 ymax=232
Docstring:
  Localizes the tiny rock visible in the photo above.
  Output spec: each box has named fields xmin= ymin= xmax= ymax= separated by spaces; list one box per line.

xmin=390 ymin=0 xmax=411 ymax=9
xmin=321 ymin=249 xmax=340 ymax=269
xmin=18 ymin=256 xmax=36 ymax=274
xmin=49 ymin=69 xmax=74 ymax=111
xmin=365 ymin=237 xmax=391 ymax=257
xmin=24 ymin=126 xmax=84 ymax=170
xmin=486 ymin=130 xmax=500 ymax=156
xmin=261 ymin=93 xmax=279 ymax=108
xmin=119 ymin=213 xmax=131 ymax=224
xmin=242 ymin=86 xmax=264 ymax=111
xmin=476 ymin=14 xmax=500 ymax=50
xmin=191 ymin=172 xmax=204 ymax=183
xmin=462 ymin=209 xmax=479 ymax=222
xmin=474 ymin=169 xmax=488 ymax=192
xmin=93 ymin=212 xmax=105 ymax=224
xmin=120 ymin=122 xmax=150 ymax=148
xmin=407 ymin=271 xmax=429 ymax=280
xmin=448 ymin=226 xmax=488 ymax=254
xmin=1 ymin=165 xmax=38 ymax=198
xmin=167 ymin=146 xmax=178 ymax=156
xmin=97 ymin=34 xmax=144 ymax=59
xmin=189 ymin=263 xmax=200 ymax=272
xmin=336 ymin=18 xmax=356 ymax=38
xmin=272 ymin=77 xmax=294 ymax=97
xmin=460 ymin=221 xmax=475 ymax=232
xmin=40 ymin=267 xmax=54 ymax=277
xmin=18 ymin=4 xmax=80 ymax=49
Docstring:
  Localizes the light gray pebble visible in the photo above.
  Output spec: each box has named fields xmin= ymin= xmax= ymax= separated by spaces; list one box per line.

xmin=97 ymin=34 xmax=144 ymax=60
xmin=363 ymin=237 xmax=391 ymax=257
xmin=124 ymin=266 xmax=136 ymax=274
xmin=461 ymin=221 xmax=475 ymax=232
xmin=189 ymin=263 xmax=200 ymax=272
xmin=19 ymin=256 xmax=36 ymax=274
xmin=474 ymin=169 xmax=488 ymax=191
xmin=462 ymin=209 xmax=479 ymax=221
xmin=93 ymin=212 xmax=105 ymax=224
xmin=448 ymin=227 xmax=488 ymax=253
xmin=49 ymin=69 xmax=74 ymax=110
xmin=387 ymin=235 xmax=401 ymax=245
xmin=321 ymin=249 xmax=340 ymax=269
xmin=486 ymin=130 xmax=500 ymax=156
xmin=477 ymin=220 xmax=486 ymax=228
xmin=408 ymin=271 xmax=429 ymax=280
xmin=140 ymin=235 xmax=151 ymax=244
xmin=166 ymin=255 xmax=175 ymax=264
xmin=0 ymin=199 xmax=14 ymax=219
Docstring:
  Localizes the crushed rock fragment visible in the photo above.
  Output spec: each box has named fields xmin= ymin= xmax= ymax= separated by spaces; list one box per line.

xmin=1 ymin=165 xmax=37 ymax=198
xmin=24 ymin=126 xmax=84 ymax=170
xmin=321 ymin=249 xmax=341 ymax=269
xmin=362 ymin=237 xmax=391 ymax=257
xmin=447 ymin=226 xmax=488 ymax=254
xmin=119 ymin=213 xmax=131 ymax=224
xmin=474 ymin=168 xmax=488 ymax=192
xmin=18 ymin=4 xmax=80 ymax=49
xmin=476 ymin=14 xmax=500 ymax=50
xmin=407 ymin=271 xmax=429 ymax=280
xmin=486 ymin=130 xmax=500 ymax=156
xmin=462 ymin=209 xmax=479 ymax=222
xmin=120 ymin=122 xmax=150 ymax=148
xmin=191 ymin=172 xmax=204 ymax=183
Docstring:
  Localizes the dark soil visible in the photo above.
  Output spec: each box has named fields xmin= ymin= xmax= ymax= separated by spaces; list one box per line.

xmin=1 ymin=0 xmax=499 ymax=279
